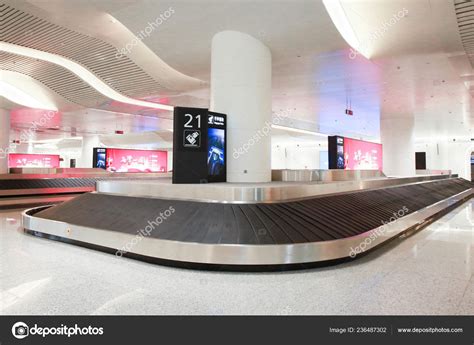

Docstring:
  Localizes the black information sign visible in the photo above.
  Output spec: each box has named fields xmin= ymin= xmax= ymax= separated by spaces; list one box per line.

xmin=173 ymin=107 xmax=209 ymax=184
xmin=172 ymin=107 xmax=227 ymax=184
xmin=328 ymin=136 xmax=345 ymax=169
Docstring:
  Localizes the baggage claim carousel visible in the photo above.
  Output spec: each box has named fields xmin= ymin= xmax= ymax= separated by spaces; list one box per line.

xmin=22 ymin=175 xmax=473 ymax=271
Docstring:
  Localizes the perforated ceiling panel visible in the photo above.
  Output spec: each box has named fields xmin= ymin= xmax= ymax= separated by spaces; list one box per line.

xmin=0 ymin=2 xmax=165 ymax=98
xmin=0 ymin=51 xmax=108 ymax=107
xmin=455 ymin=0 xmax=474 ymax=67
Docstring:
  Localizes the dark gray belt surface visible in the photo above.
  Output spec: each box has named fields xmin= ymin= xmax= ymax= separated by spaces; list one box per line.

xmin=34 ymin=178 xmax=473 ymax=245
xmin=0 ymin=178 xmax=101 ymax=190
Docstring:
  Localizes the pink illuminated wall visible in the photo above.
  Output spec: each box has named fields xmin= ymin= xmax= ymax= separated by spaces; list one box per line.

xmin=344 ymin=138 xmax=383 ymax=171
xmin=9 ymin=154 xmax=60 ymax=168
xmin=10 ymin=108 xmax=61 ymax=128
xmin=106 ymin=149 xmax=167 ymax=173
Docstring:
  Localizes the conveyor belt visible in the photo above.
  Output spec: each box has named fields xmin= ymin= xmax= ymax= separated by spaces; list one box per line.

xmin=23 ymin=178 xmax=473 ymax=270
xmin=33 ymin=178 xmax=473 ymax=245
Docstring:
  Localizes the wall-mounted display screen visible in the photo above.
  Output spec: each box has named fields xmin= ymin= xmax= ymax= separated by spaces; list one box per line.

xmin=8 ymin=154 xmax=60 ymax=168
xmin=207 ymin=111 xmax=226 ymax=182
xmin=328 ymin=136 xmax=382 ymax=171
xmin=207 ymin=128 xmax=225 ymax=177
xmin=94 ymin=148 xmax=107 ymax=169
xmin=93 ymin=148 xmax=167 ymax=173
xmin=344 ymin=138 xmax=382 ymax=171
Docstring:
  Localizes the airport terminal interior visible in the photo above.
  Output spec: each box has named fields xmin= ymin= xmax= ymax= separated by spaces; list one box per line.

xmin=1 ymin=0 xmax=474 ymax=315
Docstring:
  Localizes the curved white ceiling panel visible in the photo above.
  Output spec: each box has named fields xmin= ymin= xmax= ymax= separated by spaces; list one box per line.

xmin=322 ymin=0 xmax=366 ymax=57
xmin=324 ymin=0 xmax=462 ymax=59
xmin=0 ymin=43 xmax=174 ymax=111
xmin=1 ymin=51 xmax=109 ymax=108
xmin=0 ymin=80 xmax=57 ymax=110
xmin=0 ymin=70 xmax=83 ymax=111
xmin=0 ymin=1 xmax=205 ymax=98
xmin=0 ymin=70 xmax=68 ymax=110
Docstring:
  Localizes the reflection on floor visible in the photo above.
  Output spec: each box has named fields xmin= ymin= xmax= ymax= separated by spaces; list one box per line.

xmin=1 ymin=200 xmax=473 ymax=315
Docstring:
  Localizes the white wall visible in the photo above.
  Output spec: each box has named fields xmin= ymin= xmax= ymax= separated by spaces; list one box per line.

xmin=271 ymin=145 xmax=286 ymax=169
xmin=415 ymin=140 xmax=473 ymax=180
xmin=271 ymin=144 xmax=327 ymax=170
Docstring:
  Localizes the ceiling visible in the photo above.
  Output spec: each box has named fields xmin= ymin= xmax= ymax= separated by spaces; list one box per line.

xmin=0 ymin=0 xmax=472 ymax=146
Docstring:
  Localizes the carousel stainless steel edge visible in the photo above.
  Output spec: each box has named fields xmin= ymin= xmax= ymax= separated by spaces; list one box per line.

xmin=96 ymin=175 xmax=456 ymax=204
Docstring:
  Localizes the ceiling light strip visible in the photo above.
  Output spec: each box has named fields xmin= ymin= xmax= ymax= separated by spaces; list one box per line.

xmin=272 ymin=124 xmax=328 ymax=137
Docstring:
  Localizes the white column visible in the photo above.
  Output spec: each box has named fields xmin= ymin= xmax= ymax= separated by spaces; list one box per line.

xmin=78 ymin=135 xmax=101 ymax=168
xmin=0 ymin=109 xmax=10 ymax=174
xmin=380 ymin=116 xmax=415 ymax=177
xmin=210 ymin=31 xmax=272 ymax=183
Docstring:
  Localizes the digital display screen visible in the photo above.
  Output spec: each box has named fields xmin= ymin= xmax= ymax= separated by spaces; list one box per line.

xmin=336 ymin=143 xmax=345 ymax=169
xmin=8 ymin=154 xmax=60 ymax=168
xmin=344 ymin=138 xmax=382 ymax=171
xmin=94 ymin=148 xmax=107 ymax=169
xmin=207 ymin=128 xmax=225 ymax=177
xmin=104 ymin=148 xmax=167 ymax=173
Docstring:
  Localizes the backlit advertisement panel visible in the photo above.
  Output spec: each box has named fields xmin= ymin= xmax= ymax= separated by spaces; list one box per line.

xmin=101 ymin=148 xmax=167 ymax=173
xmin=207 ymin=128 xmax=225 ymax=176
xmin=344 ymin=138 xmax=382 ymax=171
xmin=8 ymin=154 xmax=60 ymax=168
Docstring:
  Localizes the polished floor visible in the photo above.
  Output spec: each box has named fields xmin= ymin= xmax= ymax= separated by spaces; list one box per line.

xmin=1 ymin=199 xmax=473 ymax=315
